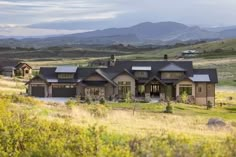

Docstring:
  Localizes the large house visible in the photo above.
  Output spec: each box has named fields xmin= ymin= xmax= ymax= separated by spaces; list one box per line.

xmin=27 ymin=56 xmax=218 ymax=105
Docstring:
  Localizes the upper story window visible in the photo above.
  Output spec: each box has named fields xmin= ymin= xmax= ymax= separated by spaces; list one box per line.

xmin=58 ymin=73 xmax=74 ymax=79
xmin=134 ymin=71 xmax=148 ymax=78
xmin=161 ymin=72 xmax=184 ymax=79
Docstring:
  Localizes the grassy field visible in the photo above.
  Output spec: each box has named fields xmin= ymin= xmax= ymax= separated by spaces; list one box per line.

xmin=1 ymin=76 xmax=236 ymax=156
xmin=1 ymin=76 xmax=236 ymax=138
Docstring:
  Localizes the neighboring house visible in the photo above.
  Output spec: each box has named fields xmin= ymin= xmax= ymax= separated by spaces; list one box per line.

xmin=0 ymin=60 xmax=19 ymax=77
xmin=181 ymin=50 xmax=202 ymax=58
xmin=15 ymin=63 xmax=32 ymax=78
xmin=0 ymin=61 xmax=32 ymax=78
xmin=1 ymin=66 xmax=15 ymax=77
xmin=27 ymin=56 xmax=218 ymax=105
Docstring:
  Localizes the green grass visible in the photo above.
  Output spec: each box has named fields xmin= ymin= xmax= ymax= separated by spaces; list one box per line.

xmin=109 ymin=102 xmax=236 ymax=120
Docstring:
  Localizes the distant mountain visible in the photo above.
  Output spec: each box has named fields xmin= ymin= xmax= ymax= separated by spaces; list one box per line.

xmin=62 ymin=22 xmax=218 ymax=41
xmin=2 ymin=21 xmax=236 ymax=47
xmin=220 ymin=28 xmax=236 ymax=38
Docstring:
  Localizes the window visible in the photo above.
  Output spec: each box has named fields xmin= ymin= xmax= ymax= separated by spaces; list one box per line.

xmin=179 ymin=84 xmax=192 ymax=95
xmin=58 ymin=73 xmax=74 ymax=79
xmin=134 ymin=71 xmax=148 ymax=78
xmin=161 ymin=72 xmax=184 ymax=79
xmin=25 ymin=70 xmax=29 ymax=74
xmin=85 ymin=87 xmax=105 ymax=97
xmin=118 ymin=81 xmax=131 ymax=98
xmin=198 ymin=86 xmax=202 ymax=93
xmin=53 ymin=85 xmax=75 ymax=88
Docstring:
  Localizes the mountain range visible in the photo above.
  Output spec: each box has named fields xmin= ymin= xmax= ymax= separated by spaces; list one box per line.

xmin=1 ymin=21 xmax=236 ymax=47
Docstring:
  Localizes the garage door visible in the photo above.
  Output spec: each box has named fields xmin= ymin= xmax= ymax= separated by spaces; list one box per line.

xmin=52 ymin=85 xmax=76 ymax=97
xmin=31 ymin=86 xmax=45 ymax=97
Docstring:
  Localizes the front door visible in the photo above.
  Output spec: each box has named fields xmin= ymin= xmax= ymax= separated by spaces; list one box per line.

xmin=150 ymin=84 xmax=160 ymax=97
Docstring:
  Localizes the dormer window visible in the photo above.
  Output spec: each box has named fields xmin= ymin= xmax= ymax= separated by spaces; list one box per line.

xmin=132 ymin=66 xmax=151 ymax=79
xmin=58 ymin=73 xmax=74 ymax=79
xmin=55 ymin=66 xmax=77 ymax=80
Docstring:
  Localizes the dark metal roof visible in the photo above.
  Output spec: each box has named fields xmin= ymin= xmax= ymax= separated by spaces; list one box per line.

xmin=193 ymin=69 xmax=218 ymax=83
xmin=105 ymin=61 xmax=193 ymax=77
xmin=36 ymin=61 xmax=217 ymax=84
xmin=55 ymin=66 xmax=77 ymax=73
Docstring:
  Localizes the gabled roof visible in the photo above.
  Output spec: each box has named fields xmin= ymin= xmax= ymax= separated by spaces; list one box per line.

xmin=174 ymin=76 xmax=193 ymax=85
xmin=15 ymin=62 xmax=32 ymax=69
xmin=159 ymin=63 xmax=186 ymax=72
xmin=112 ymin=69 xmax=137 ymax=80
xmin=55 ymin=66 xmax=77 ymax=73
xmin=144 ymin=76 xmax=166 ymax=85
xmin=26 ymin=75 xmax=47 ymax=85
xmin=83 ymin=69 xmax=117 ymax=86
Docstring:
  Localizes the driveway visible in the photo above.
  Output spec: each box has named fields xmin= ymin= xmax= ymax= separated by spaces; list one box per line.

xmin=38 ymin=98 xmax=72 ymax=104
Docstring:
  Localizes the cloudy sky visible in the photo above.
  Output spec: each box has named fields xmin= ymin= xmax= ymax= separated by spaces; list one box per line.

xmin=0 ymin=0 xmax=235 ymax=36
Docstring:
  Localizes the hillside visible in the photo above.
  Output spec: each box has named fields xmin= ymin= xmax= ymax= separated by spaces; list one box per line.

xmin=0 ymin=21 xmax=226 ymax=47
xmin=0 ymin=75 xmax=236 ymax=156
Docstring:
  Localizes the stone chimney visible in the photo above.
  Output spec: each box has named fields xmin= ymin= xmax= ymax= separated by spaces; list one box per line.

xmin=164 ymin=54 xmax=168 ymax=61
xmin=109 ymin=54 xmax=116 ymax=66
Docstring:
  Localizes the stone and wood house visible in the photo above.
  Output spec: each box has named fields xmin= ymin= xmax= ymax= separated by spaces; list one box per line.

xmin=27 ymin=56 xmax=218 ymax=105
xmin=0 ymin=61 xmax=32 ymax=78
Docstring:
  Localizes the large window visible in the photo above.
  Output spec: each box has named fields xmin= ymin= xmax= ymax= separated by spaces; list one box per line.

xmin=134 ymin=71 xmax=148 ymax=78
xmin=85 ymin=87 xmax=105 ymax=98
xmin=161 ymin=72 xmax=184 ymax=79
xmin=58 ymin=73 xmax=74 ymax=79
xmin=118 ymin=81 xmax=131 ymax=98
xmin=179 ymin=84 xmax=192 ymax=95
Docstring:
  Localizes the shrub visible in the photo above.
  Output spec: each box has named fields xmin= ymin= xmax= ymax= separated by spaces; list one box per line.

xmin=65 ymin=98 xmax=77 ymax=109
xmin=164 ymin=102 xmax=173 ymax=113
xmin=88 ymin=105 xmax=110 ymax=118
xmin=99 ymin=97 xmax=106 ymax=105
xmin=207 ymin=101 xmax=213 ymax=110
xmin=180 ymin=91 xmax=188 ymax=104
xmin=10 ymin=94 xmax=42 ymax=105
xmin=125 ymin=91 xmax=132 ymax=103
xmin=85 ymin=97 xmax=92 ymax=105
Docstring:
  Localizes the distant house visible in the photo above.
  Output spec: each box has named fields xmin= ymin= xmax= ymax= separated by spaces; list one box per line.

xmin=0 ymin=60 xmax=32 ymax=78
xmin=182 ymin=50 xmax=202 ymax=58
xmin=15 ymin=63 xmax=32 ymax=78
xmin=27 ymin=55 xmax=218 ymax=105
xmin=1 ymin=66 xmax=15 ymax=77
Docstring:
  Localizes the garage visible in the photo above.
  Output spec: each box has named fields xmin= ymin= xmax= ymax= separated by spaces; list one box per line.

xmin=31 ymin=86 xmax=45 ymax=97
xmin=52 ymin=85 xmax=76 ymax=97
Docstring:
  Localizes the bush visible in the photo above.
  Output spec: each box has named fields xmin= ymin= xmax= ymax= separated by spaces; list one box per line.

xmin=164 ymin=102 xmax=173 ymax=113
xmin=88 ymin=105 xmax=110 ymax=118
xmin=85 ymin=97 xmax=91 ymax=105
xmin=99 ymin=97 xmax=106 ymax=105
xmin=180 ymin=91 xmax=188 ymax=104
xmin=0 ymin=94 xmax=42 ymax=106
xmin=125 ymin=91 xmax=132 ymax=103
xmin=65 ymin=98 xmax=77 ymax=109
xmin=207 ymin=101 xmax=213 ymax=110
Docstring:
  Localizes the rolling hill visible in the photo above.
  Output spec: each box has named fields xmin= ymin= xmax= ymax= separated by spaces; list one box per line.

xmin=2 ymin=21 xmax=236 ymax=47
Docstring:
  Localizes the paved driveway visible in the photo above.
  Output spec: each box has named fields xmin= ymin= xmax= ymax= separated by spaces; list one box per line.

xmin=38 ymin=98 xmax=72 ymax=104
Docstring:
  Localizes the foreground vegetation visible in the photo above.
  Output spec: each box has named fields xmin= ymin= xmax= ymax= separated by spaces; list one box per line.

xmin=1 ymin=94 xmax=236 ymax=157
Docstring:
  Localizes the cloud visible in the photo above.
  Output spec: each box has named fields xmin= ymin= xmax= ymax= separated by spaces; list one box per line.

xmin=0 ymin=0 xmax=236 ymax=28
xmin=0 ymin=0 xmax=125 ymax=25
